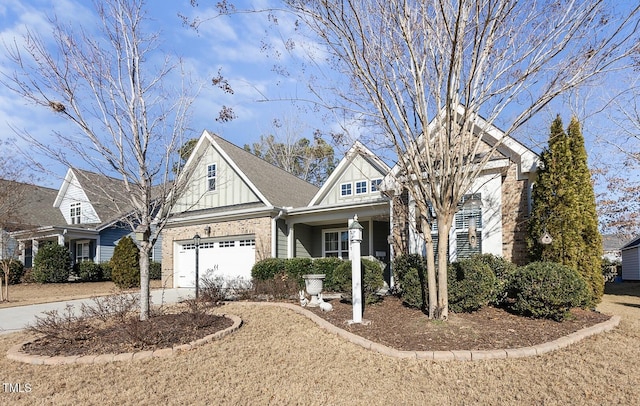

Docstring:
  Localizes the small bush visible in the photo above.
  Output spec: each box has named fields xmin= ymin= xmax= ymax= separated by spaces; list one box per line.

xmin=448 ymin=257 xmax=497 ymax=313
xmin=312 ymin=257 xmax=344 ymax=292
xmin=73 ymin=261 xmax=103 ymax=282
xmin=0 ymin=259 xmax=25 ymax=285
xmin=110 ymin=237 xmax=140 ymax=289
xmin=251 ymin=258 xmax=286 ymax=280
xmin=21 ymin=268 xmax=35 ymax=283
xmin=284 ymin=257 xmax=313 ymax=288
xmin=101 ymin=262 xmax=112 ymax=281
xmin=332 ymin=258 xmax=385 ymax=304
xmin=507 ymin=261 xmax=587 ymax=321
xmin=32 ymin=242 xmax=72 ymax=283
xmin=251 ymin=271 xmax=300 ymax=300
xmin=469 ymin=254 xmax=516 ymax=306
xmin=393 ymin=254 xmax=427 ymax=309
xmin=149 ymin=261 xmax=162 ymax=280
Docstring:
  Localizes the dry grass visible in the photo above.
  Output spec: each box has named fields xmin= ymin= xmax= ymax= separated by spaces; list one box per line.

xmin=1 ymin=283 xmax=639 ymax=405
xmin=0 ymin=280 xmax=165 ymax=309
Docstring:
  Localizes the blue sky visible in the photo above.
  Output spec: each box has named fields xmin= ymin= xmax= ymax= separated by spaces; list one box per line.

xmin=0 ymin=0 xmax=339 ymax=186
xmin=0 ymin=0 xmax=636 ymax=192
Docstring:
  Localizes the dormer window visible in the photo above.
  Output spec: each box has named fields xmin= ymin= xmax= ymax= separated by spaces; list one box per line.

xmin=207 ymin=163 xmax=217 ymax=191
xmin=70 ymin=202 xmax=81 ymax=224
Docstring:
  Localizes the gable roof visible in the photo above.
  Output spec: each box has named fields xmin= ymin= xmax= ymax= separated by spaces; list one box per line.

xmin=183 ymin=131 xmax=319 ymax=209
xmin=0 ymin=179 xmax=65 ymax=230
xmin=309 ymin=141 xmax=391 ymax=206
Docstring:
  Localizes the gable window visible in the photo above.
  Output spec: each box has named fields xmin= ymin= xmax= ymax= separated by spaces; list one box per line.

xmin=76 ymin=241 xmax=91 ymax=263
xmin=207 ymin=163 xmax=217 ymax=191
xmin=355 ymin=180 xmax=367 ymax=194
xmin=323 ymin=230 xmax=350 ymax=259
xmin=340 ymin=183 xmax=352 ymax=197
xmin=70 ymin=202 xmax=81 ymax=224
xmin=371 ymin=178 xmax=383 ymax=192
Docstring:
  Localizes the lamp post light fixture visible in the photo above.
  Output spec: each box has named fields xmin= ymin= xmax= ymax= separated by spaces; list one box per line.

xmin=193 ymin=233 xmax=201 ymax=300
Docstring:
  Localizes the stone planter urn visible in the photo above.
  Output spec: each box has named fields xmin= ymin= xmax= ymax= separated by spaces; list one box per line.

xmin=302 ymin=274 xmax=326 ymax=307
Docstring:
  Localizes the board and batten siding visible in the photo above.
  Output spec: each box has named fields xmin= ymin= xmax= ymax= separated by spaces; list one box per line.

xmin=172 ymin=146 xmax=261 ymax=213
xmin=59 ymin=174 xmax=100 ymax=224
xmin=318 ymin=155 xmax=386 ymax=206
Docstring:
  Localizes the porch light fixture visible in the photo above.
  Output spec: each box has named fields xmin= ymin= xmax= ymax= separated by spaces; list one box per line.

xmin=463 ymin=195 xmax=482 ymax=248
xmin=193 ymin=233 xmax=201 ymax=300
xmin=204 ymin=225 xmax=211 ymax=237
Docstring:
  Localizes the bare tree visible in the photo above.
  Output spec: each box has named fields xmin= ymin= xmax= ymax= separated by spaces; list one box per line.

xmin=2 ymin=0 xmax=202 ymax=320
xmin=281 ymin=0 xmax=640 ymax=319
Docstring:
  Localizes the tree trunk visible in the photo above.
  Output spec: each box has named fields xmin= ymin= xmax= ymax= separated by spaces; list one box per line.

xmin=139 ymin=240 xmax=151 ymax=321
xmin=421 ymin=216 xmax=437 ymax=319
xmin=436 ymin=213 xmax=453 ymax=320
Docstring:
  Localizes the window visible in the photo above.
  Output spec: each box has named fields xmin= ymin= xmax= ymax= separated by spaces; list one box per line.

xmin=324 ymin=230 xmax=349 ymax=258
xmin=219 ymin=240 xmax=235 ymax=248
xmin=340 ymin=183 xmax=352 ymax=197
xmin=371 ymin=178 xmax=383 ymax=192
xmin=70 ymin=202 xmax=81 ymax=224
xmin=207 ymin=163 xmax=217 ymax=191
xmin=239 ymin=239 xmax=255 ymax=247
xmin=76 ymin=241 xmax=90 ymax=263
xmin=355 ymin=180 xmax=367 ymax=194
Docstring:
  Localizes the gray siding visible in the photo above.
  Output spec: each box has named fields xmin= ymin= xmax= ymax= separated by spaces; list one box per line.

xmin=276 ymin=219 xmax=287 ymax=258
xmin=622 ymin=247 xmax=640 ymax=280
xmin=294 ymin=223 xmax=314 ymax=258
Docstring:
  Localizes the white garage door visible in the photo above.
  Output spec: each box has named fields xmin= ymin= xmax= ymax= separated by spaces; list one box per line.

xmin=174 ymin=237 xmax=256 ymax=288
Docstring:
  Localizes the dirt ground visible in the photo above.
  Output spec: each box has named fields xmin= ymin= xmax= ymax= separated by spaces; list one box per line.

xmin=1 ymin=282 xmax=639 ymax=405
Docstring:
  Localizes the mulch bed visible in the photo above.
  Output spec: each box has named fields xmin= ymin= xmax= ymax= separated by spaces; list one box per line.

xmin=23 ymin=311 xmax=233 ymax=357
xmin=307 ymin=295 xmax=611 ymax=351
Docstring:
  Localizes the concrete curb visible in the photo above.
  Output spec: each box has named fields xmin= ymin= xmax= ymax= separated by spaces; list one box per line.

xmin=233 ymin=302 xmax=621 ymax=362
xmin=6 ymin=313 xmax=242 ymax=365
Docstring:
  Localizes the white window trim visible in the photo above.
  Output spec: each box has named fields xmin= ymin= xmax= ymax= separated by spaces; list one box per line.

xmin=70 ymin=202 xmax=81 ymax=225
xmin=355 ymin=180 xmax=368 ymax=195
xmin=76 ymin=240 xmax=91 ymax=263
xmin=207 ymin=163 xmax=217 ymax=192
xmin=322 ymin=228 xmax=350 ymax=259
xmin=340 ymin=182 xmax=353 ymax=197
xmin=370 ymin=178 xmax=383 ymax=193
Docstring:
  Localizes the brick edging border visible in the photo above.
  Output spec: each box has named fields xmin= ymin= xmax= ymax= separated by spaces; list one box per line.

xmin=6 ymin=313 xmax=242 ymax=365
xmin=236 ymin=301 xmax=621 ymax=361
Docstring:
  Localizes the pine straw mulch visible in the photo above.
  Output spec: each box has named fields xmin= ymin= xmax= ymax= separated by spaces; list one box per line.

xmin=19 ymin=295 xmax=610 ymax=357
xmin=306 ymin=295 xmax=611 ymax=351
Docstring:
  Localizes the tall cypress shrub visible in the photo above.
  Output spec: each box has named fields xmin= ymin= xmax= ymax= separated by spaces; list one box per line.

xmin=110 ymin=236 xmax=140 ymax=289
xmin=528 ymin=116 xmax=603 ymax=305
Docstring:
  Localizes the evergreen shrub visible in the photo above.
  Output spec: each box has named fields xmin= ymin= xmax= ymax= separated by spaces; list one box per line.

xmin=110 ymin=237 xmax=140 ymax=289
xmin=332 ymin=258 xmax=385 ymax=304
xmin=284 ymin=257 xmax=313 ymax=288
xmin=251 ymin=258 xmax=286 ymax=280
xmin=508 ymin=261 xmax=587 ymax=321
xmin=149 ymin=261 xmax=162 ymax=280
xmin=469 ymin=254 xmax=516 ymax=305
xmin=392 ymin=254 xmax=426 ymax=309
xmin=448 ymin=257 xmax=497 ymax=313
xmin=311 ymin=257 xmax=344 ymax=291
xmin=32 ymin=242 xmax=72 ymax=283
xmin=0 ymin=259 xmax=25 ymax=285
xmin=73 ymin=261 xmax=103 ymax=282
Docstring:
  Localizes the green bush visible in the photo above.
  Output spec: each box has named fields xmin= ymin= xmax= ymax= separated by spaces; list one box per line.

xmin=469 ymin=254 xmax=516 ymax=306
xmin=32 ymin=242 xmax=72 ymax=283
xmin=508 ymin=261 xmax=587 ymax=321
xmin=251 ymin=258 xmax=286 ymax=280
xmin=110 ymin=237 xmax=140 ymax=289
xmin=284 ymin=257 xmax=313 ymax=288
xmin=149 ymin=261 xmax=162 ymax=280
xmin=332 ymin=258 xmax=385 ymax=304
xmin=392 ymin=254 xmax=427 ymax=309
xmin=448 ymin=257 xmax=497 ymax=313
xmin=73 ymin=261 xmax=103 ymax=282
xmin=101 ymin=262 xmax=112 ymax=281
xmin=0 ymin=259 xmax=25 ymax=285
xmin=312 ymin=257 xmax=344 ymax=291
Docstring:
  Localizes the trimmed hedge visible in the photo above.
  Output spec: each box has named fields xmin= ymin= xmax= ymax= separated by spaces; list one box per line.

xmin=311 ymin=257 xmax=344 ymax=292
xmin=110 ymin=237 xmax=140 ymax=289
xmin=73 ymin=261 xmax=103 ymax=282
xmin=392 ymin=254 xmax=427 ymax=309
xmin=32 ymin=242 xmax=72 ymax=283
xmin=332 ymin=258 xmax=385 ymax=304
xmin=284 ymin=257 xmax=313 ymax=288
xmin=468 ymin=254 xmax=516 ymax=306
xmin=0 ymin=259 xmax=25 ymax=285
xmin=507 ymin=261 xmax=587 ymax=321
xmin=448 ymin=257 xmax=497 ymax=313
xmin=251 ymin=258 xmax=286 ymax=280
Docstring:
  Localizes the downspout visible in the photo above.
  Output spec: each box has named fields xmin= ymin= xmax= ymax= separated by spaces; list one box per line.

xmin=271 ymin=210 xmax=284 ymax=258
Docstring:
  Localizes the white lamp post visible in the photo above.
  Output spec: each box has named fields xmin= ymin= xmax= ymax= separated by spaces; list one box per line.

xmin=193 ymin=233 xmax=201 ymax=300
xmin=348 ymin=215 xmax=364 ymax=324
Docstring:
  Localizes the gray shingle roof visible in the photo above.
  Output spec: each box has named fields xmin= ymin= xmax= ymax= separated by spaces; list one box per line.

xmin=0 ymin=180 xmax=65 ymax=230
xmin=212 ymin=134 xmax=319 ymax=208
xmin=71 ymin=168 xmax=135 ymax=226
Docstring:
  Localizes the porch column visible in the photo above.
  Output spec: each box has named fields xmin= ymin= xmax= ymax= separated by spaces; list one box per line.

xmin=287 ymin=222 xmax=295 ymax=258
xmin=18 ymin=241 xmax=25 ymax=264
xmin=58 ymin=233 xmax=65 ymax=245
xmin=32 ymin=239 xmax=39 ymax=259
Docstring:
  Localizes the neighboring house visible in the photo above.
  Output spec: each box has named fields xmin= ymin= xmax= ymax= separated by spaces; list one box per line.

xmin=602 ymin=234 xmax=627 ymax=263
xmin=620 ymin=236 xmax=640 ymax=280
xmin=9 ymin=168 xmax=159 ymax=267
xmin=163 ymin=124 xmax=538 ymax=288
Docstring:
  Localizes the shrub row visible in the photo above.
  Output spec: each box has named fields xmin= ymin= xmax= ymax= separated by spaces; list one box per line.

xmin=0 ymin=259 xmax=25 ymax=285
xmin=393 ymin=253 xmax=586 ymax=320
xmin=251 ymin=257 xmax=385 ymax=303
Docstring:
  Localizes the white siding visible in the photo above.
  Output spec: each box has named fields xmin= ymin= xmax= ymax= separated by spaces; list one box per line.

xmin=58 ymin=173 xmax=100 ymax=224
xmin=171 ymin=145 xmax=261 ymax=213
xmin=318 ymin=155 xmax=386 ymax=206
